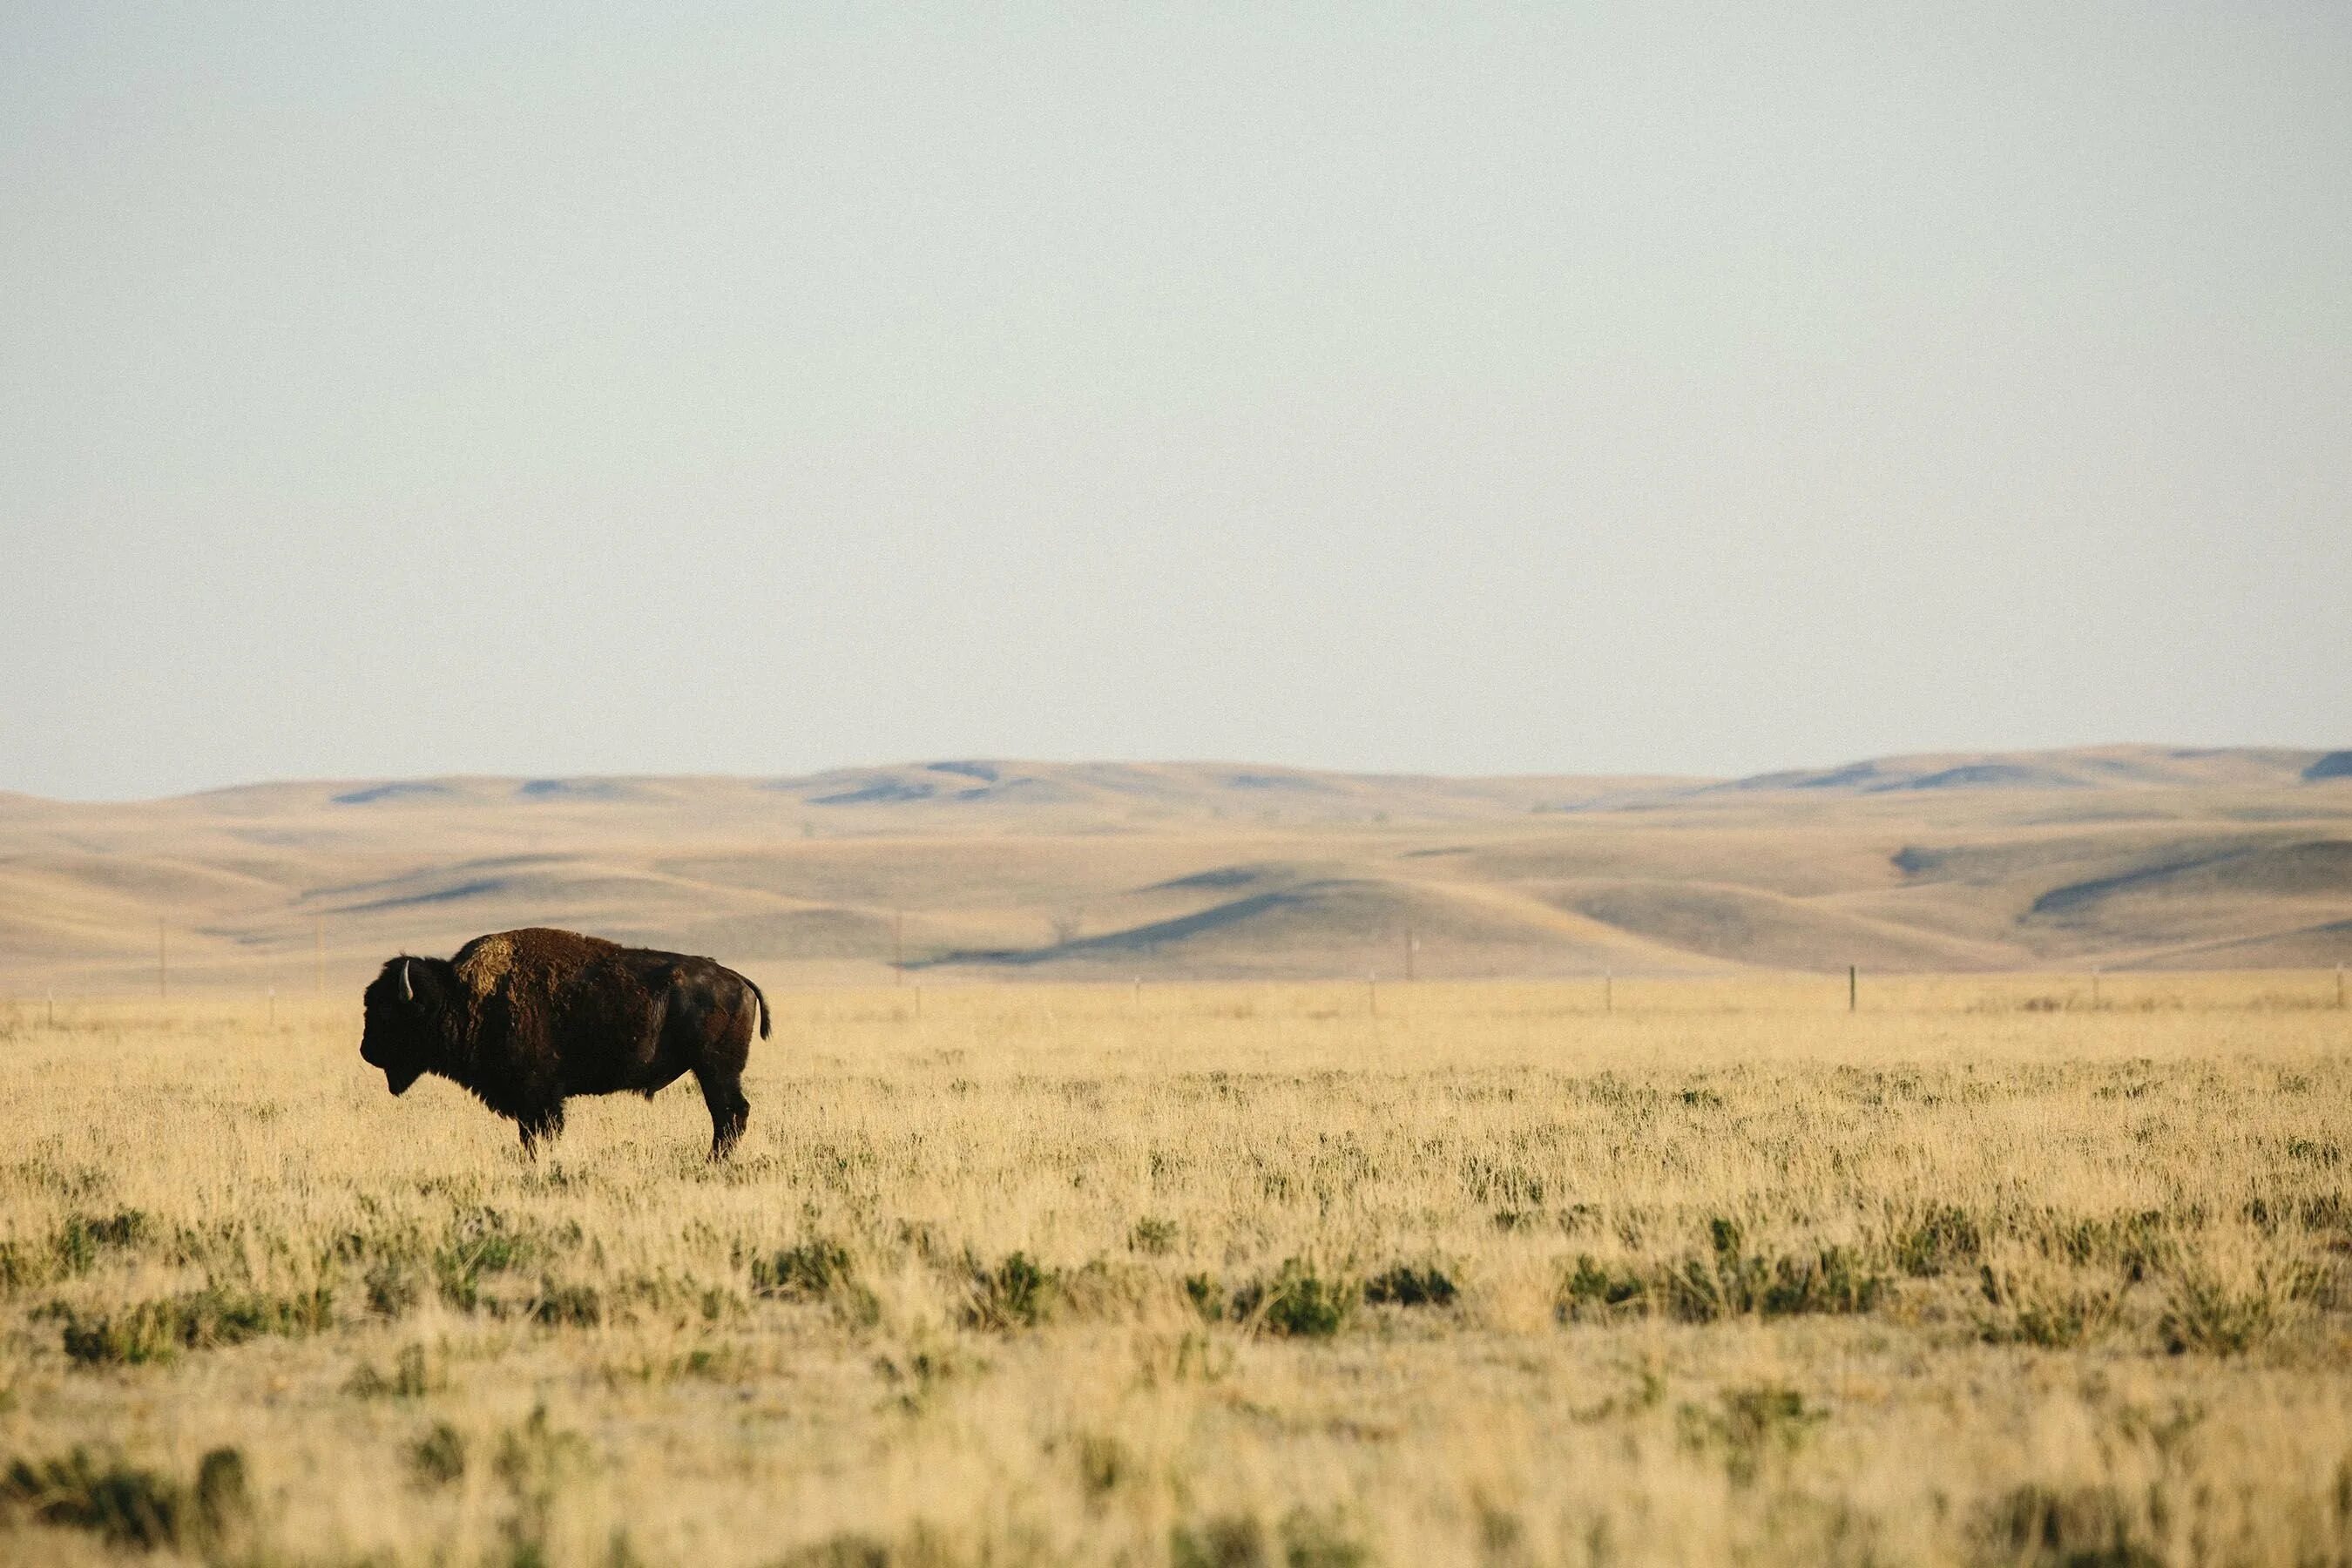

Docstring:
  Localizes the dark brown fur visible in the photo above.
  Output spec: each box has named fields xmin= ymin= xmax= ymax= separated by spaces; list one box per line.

xmin=359 ymin=927 xmax=767 ymax=1158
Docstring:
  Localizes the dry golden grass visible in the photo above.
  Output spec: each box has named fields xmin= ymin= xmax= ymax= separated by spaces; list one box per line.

xmin=3 ymin=973 xmax=2350 ymax=1566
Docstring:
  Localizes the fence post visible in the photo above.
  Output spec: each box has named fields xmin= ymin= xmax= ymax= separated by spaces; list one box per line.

xmin=1848 ymin=965 xmax=1857 ymax=1013
xmin=1604 ymin=970 xmax=1612 ymax=1014
xmin=1367 ymin=971 xmax=1377 ymax=1017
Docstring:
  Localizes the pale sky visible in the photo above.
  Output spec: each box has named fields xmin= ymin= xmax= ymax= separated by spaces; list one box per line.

xmin=3 ymin=3 xmax=2348 ymax=801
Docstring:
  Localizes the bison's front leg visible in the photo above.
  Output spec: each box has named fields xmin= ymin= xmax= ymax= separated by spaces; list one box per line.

xmin=517 ymin=1099 xmax=566 ymax=1157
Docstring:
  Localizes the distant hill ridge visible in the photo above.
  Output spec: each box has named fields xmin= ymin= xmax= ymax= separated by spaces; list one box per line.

xmin=1717 ymin=746 xmax=2341 ymax=795
xmin=1 ymin=745 xmax=2345 ymax=991
xmin=81 ymin=742 xmax=2349 ymax=819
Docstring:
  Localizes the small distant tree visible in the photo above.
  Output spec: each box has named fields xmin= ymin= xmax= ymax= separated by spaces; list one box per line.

xmin=1048 ymin=908 xmax=1086 ymax=946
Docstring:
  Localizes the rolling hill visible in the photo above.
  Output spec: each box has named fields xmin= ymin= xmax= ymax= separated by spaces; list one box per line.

xmin=1 ymin=747 xmax=2347 ymax=992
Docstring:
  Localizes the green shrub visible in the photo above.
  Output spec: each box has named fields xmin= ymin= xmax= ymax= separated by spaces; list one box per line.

xmin=53 ymin=1300 xmax=182 ymax=1366
xmin=1761 ymin=1246 xmax=1882 ymax=1315
xmin=409 ymin=1423 xmax=468 ymax=1488
xmin=1171 ymin=1506 xmax=1366 ymax=1568
xmin=0 ymin=1210 xmax=148 ymax=1296
xmin=530 ymin=1280 xmax=604 ymax=1328
xmin=772 ymin=1527 xmax=956 ymax=1568
xmin=1977 ymin=1267 xmax=2118 ymax=1348
xmin=1128 ymin=1217 xmax=1180 ymax=1255
xmin=0 ymin=1443 xmax=247 ymax=1552
xmin=1072 ymin=1432 xmax=1134 ymax=1500
xmin=746 ymin=1239 xmax=878 ymax=1326
xmin=752 ymin=1239 xmax=855 ymax=1301
xmin=1892 ymin=1205 xmax=1983 ymax=1276
xmin=1977 ymin=1484 xmax=2160 ymax=1568
xmin=2041 ymin=1210 xmax=2173 ymax=1282
xmin=1558 ymin=1255 xmax=1646 ymax=1319
xmin=2156 ymin=1271 xmax=2273 ymax=1355
xmin=1461 ymin=1158 xmax=1544 ymax=1207
xmin=494 ymin=1403 xmax=591 ymax=1495
xmin=57 ymin=1286 xmax=334 ymax=1365
xmin=1232 ymin=1260 xmax=1352 ymax=1338
xmin=365 ymin=1257 xmax=423 ymax=1316
xmin=0 ymin=1241 xmax=36 ymax=1294
xmin=344 ymin=1342 xmax=439 ymax=1399
xmin=192 ymin=1448 xmax=249 ymax=1547
xmin=1173 ymin=1515 xmax=1266 ymax=1568
xmin=1276 ymin=1505 xmax=1369 ymax=1567
xmin=1659 ymin=1220 xmax=1884 ymax=1321
xmin=434 ymin=1207 xmax=563 ymax=1311
xmin=774 ymin=1533 xmax=894 ymax=1568
xmin=1363 ymin=1263 xmax=1456 ymax=1308
xmin=964 ymin=1252 xmax=1058 ymax=1330
xmin=55 ymin=1210 xmax=149 ymax=1276
xmin=1678 ymin=1385 xmax=1825 ymax=1484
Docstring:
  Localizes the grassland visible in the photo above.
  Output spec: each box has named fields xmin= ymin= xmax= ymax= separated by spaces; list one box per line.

xmin=3 ymin=972 xmax=2350 ymax=1566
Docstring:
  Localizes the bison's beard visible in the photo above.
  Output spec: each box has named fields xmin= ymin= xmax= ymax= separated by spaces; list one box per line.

xmin=383 ymin=1063 xmax=424 ymax=1096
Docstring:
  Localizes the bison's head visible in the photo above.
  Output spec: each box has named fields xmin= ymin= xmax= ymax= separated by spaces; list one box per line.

xmin=361 ymin=956 xmax=445 ymax=1096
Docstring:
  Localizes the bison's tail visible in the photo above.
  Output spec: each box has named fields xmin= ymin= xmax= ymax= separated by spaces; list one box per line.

xmin=733 ymin=971 xmax=770 ymax=1040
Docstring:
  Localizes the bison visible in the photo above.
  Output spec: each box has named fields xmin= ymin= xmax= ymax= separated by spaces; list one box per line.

xmin=359 ymin=927 xmax=767 ymax=1158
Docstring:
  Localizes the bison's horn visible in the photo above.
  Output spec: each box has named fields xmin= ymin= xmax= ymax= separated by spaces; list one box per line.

xmin=401 ymin=958 xmax=414 ymax=1003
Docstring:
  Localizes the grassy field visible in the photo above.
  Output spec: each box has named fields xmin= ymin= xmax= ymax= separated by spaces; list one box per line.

xmin=3 ymin=974 xmax=2349 ymax=1566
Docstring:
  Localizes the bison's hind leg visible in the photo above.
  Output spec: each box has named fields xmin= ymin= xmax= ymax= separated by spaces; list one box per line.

xmin=693 ymin=1066 xmax=748 ymax=1160
xmin=518 ymin=1100 xmax=566 ymax=1157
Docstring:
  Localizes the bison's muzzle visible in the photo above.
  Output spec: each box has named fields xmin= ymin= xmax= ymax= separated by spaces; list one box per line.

xmin=359 ymin=1036 xmax=423 ymax=1095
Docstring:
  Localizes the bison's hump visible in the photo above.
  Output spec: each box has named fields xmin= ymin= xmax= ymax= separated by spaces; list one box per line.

xmin=451 ymin=927 xmax=625 ymax=997
xmin=456 ymin=932 xmax=517 ymax=995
